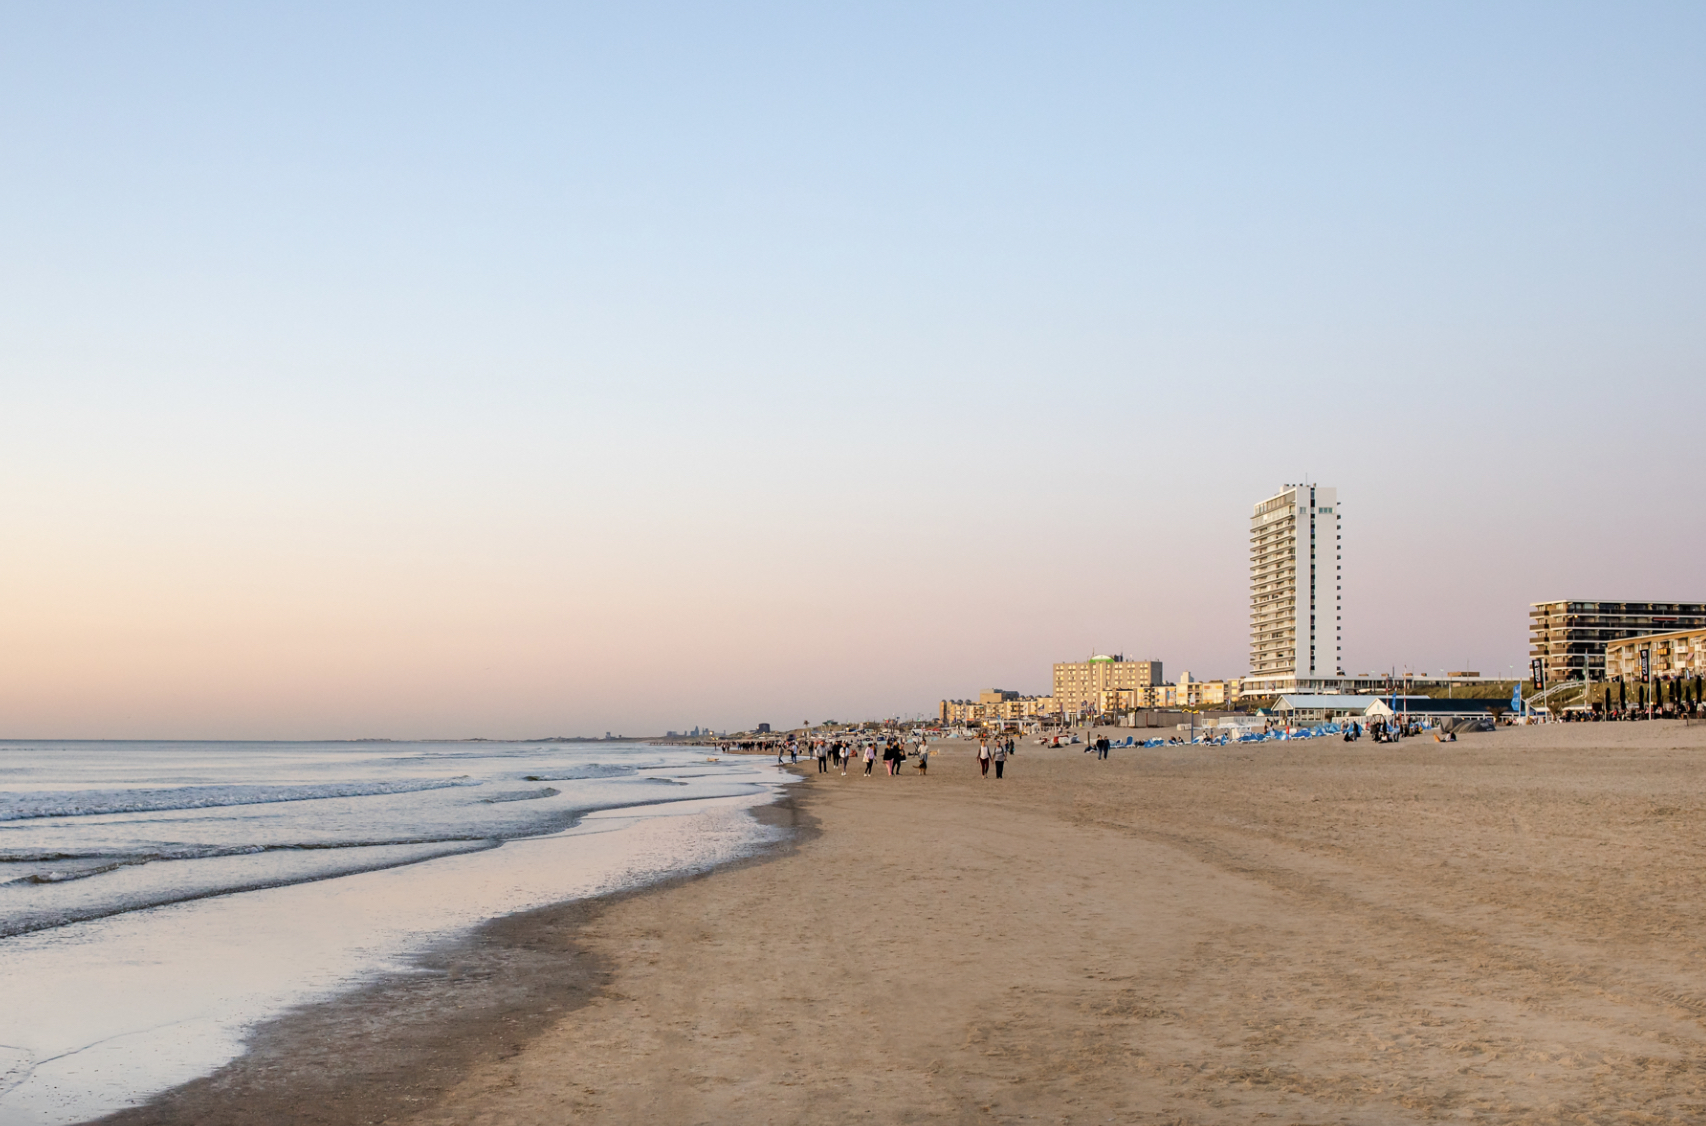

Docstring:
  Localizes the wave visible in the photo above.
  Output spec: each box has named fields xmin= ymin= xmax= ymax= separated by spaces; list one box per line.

xmin=516 ymin=764 xmax=636 ymax=782
xmin=0 ymin=778 xmax=482 ymax=822
xmin=0 ymin=839 xmax=504 ymax=938
xmin=478 ymin=787 xmax=561 ymax=804
xmin=0 ymin=835 xmax=513 ymax=884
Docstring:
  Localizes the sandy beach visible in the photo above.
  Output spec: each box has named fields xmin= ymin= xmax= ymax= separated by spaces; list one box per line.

xmin=106 ymin=721 xmax=1706 ymax=1124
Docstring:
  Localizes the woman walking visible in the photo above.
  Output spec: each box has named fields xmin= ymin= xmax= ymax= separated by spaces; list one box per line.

xmin=978 ymin=740 xmax=990 ymax=777
xmin=993 ymin=739 xmax=1007 ymax=779
xmin=862 ymin=742 xmax=875 ymax=777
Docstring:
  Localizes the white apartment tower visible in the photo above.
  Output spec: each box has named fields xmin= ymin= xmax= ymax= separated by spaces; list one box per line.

xmin=1248 ymin=484 xmax=1341 ymax=693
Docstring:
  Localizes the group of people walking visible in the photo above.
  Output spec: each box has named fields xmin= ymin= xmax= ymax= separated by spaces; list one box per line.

xmin=786 ymin=737 xmax=915 ymax=777
xmin=774 ymin=735 xmax=1015 ymax=779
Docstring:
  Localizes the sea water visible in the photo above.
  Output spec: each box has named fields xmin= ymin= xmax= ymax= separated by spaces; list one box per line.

xmin=0 ymin=740 xmax=789 ymax=1125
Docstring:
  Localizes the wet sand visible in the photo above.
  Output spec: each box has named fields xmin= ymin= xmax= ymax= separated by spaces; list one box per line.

xmin=108 ymin=722 xmax=1706 ymax=1124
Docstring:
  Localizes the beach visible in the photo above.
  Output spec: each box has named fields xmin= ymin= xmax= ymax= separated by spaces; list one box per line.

xmin=105 ymin=722 xmax=1706 ymax=1124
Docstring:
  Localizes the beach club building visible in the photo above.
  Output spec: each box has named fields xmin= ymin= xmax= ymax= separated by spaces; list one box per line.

xmin=1273 ymin=695 xmax=1512 ymax=726
xmin=1272 ymin=695 xmax=1386 ymax=724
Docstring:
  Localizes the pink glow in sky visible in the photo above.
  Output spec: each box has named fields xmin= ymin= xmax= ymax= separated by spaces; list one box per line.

xmin=2 ymin=5 xmax=1702 ymax=737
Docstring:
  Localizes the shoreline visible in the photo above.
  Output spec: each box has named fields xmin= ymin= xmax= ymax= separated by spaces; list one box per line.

xmin=89 ymin=724 xmax=1706 ymax=1122
xmin=88 ymin=789 xmax=814 ymax=1126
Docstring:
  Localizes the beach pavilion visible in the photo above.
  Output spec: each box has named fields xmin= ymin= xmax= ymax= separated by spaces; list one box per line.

xmin=1271 ymin=695 xmax=1387 ymax=725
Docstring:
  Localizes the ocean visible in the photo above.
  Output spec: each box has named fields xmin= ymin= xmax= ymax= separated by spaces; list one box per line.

xmin=0 ymin=739 xmax=789 ymax=1125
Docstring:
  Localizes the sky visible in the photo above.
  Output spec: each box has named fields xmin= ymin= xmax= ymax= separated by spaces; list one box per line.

xmin=2 ymin=3 xmax=1703 ymax=738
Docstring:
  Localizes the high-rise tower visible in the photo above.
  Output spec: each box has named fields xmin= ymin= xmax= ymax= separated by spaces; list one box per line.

xmin=1248 ymin=484 xmax=1340 ymax=693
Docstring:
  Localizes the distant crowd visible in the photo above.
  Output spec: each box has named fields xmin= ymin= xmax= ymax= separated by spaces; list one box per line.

xmin=714 ymin=734 xmax=1020 ymax=779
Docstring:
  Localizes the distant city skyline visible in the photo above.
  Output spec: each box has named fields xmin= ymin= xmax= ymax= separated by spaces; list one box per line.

xmin=1 ymin=5 xmax=1702 ymax=737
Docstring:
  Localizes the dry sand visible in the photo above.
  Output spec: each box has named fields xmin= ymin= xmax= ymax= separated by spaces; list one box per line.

xmin=111 ymin=722 xmax=1706 ymax=1124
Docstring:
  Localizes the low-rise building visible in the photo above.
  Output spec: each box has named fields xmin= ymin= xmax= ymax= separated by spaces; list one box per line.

xmin=1273 ymin=695 xmax=1510 ymax=725
xmin=943 ymin=659 xmax=1246 ymax=726
xmin=1000 ymin=695 xmax=1060 ymax=721
xmin=1272 ymin=695 xmax=1387 ymax=724
xmin=939 ymin=690 xmax=1062 ymax=725
xmin=1604 ymin=628 xmax=1706 ymax=681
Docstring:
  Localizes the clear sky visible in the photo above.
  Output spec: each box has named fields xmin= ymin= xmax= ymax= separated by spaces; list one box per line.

xmin=2 ymin=3 xmax=1702 ymax=738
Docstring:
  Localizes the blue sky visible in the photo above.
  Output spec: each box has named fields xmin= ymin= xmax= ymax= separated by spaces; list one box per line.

xmin=2 ymin=4 xmax=1702 ymax=735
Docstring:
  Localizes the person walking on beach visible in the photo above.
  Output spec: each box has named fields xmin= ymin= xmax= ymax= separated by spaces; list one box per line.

xmin=862 ymin=742 xmax=875 ymax=777
xmin=978 ymin=740 xmax=991 ymax=777
xmin=816 ymin=741 xmax=828 ymax=773
xmin=993 ymin=739 xmax=1007 ymax=779
xmin=917 ymin=742 xmax=929 ymax=776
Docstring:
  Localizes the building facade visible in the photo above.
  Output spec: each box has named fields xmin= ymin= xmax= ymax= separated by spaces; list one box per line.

xmin=1052 ymin=655 xmax=1163 ymax=714
xmin=1142 ymin=673 xmax=1242 ymax=708
xmin=1603 ymin=627 xmax=1706 ymax=681
xmin=1246 ymin=484 xmax=1341 ymax=695
xmin=941 ymin=661 xmax=1248 ymax=725
xmin=1529 ymin=601 xmax=1706 ymax=682
xmin=938 ymin=690 xmax=1062 ymax=725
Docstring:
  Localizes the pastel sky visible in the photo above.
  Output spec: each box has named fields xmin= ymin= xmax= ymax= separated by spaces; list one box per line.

xmin=3 ymin=4 xmax=1702 ymax=738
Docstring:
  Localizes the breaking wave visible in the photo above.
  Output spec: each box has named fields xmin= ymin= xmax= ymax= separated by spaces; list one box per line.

xmin=0 ymin=778 xmax=482 ymax=822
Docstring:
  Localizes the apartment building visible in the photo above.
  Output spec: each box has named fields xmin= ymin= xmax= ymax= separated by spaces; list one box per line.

xmin=1603 ymin=627 xmax=1706 ymax=681
xmin=1052 ymin=655 xmax=1163 ymax=714
xmin=1246 ymin=484 xmax=1341 ymax=696
xmin=1529 ymin=600 xmax=1706 ymax=682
